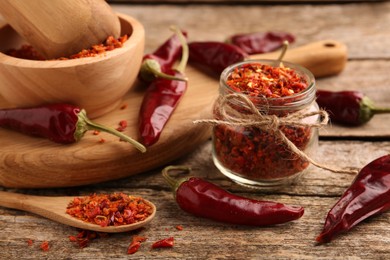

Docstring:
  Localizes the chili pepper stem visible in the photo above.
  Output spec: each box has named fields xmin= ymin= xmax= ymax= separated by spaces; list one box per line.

xmin=360 ymin=96 xmax=390 ymax=124
xmin=370 ymin=107 xmax=390 ymax=114
xmin=76 ymin=109 xmax=146 ymax=153
xmin=142 ymin=59 xmax=188 ymax=82
xmin=277 ymin=40 xmax=289 ymax=66
xmin=170 ymin=26 xmax=189 ymax=74
xmin=162 ymin=165 xmax=192 ymax=192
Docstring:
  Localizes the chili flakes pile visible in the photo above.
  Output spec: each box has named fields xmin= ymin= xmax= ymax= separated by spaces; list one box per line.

xmin=226 ymin=63 xmax=308 ymax=98
xmin=5 ymin=35 xmax=128 ymax=60
xmin=66 ymin=193 xmax=153 ymax=227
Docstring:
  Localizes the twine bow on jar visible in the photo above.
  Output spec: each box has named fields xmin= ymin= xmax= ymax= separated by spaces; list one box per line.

xmin=194 ymin=93 xmax=357 ymax=175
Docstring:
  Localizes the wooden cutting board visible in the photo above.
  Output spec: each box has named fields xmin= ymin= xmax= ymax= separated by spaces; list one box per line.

xmin=0 ymin=40 xmax=347 ymax=188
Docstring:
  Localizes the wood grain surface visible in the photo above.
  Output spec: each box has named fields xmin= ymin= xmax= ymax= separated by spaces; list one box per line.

xmin=1 ymin=1 xmax=390 ymax=259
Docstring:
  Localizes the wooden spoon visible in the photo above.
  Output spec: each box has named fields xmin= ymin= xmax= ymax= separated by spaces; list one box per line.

xmin=0 ymin=0 xmax=120 ymax=59
xmin=0 ymin=191 xmax=156 ymax=233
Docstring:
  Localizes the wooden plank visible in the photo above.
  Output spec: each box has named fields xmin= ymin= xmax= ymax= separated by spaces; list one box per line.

xmin=112 ymin=3 xmax=390 ymax=138
xmin=108 ymin=0 xmax=385 ymax=3
xmin=111 ymin=2 xmax=390 ymax=59
xmin=1 ymin=141 xmax=390 ymax=258
xmin=1 ymin=2 xmax=390 ymax=259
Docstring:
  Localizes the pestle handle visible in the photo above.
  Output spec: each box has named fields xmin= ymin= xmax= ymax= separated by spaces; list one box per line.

xmin=0 ymin=0 xmax=121 ymax=59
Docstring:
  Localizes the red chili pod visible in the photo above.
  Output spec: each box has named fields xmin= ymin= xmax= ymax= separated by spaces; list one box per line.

xmin=138 ymin=27 xmax=189 ymax=147
xmin=138 ymin=69 xmax=187 ymax=146
xmin=0 ymin=104 xmax=146 ymax=152
xmin=188 ymin=41 xmax=248 ymax=74
xmin=316 ymin=89 xmax=390 ymax=126
xmin=227 ymin=31 xmax=295 ymax=55
xmin=163 ymin=166 xmax=304 ymax=226
xmin=316 ymin=154 xmax=390 ymax=243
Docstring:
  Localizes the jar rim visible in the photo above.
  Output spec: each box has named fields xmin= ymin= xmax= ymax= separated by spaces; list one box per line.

xmin=219 ymin=59 xmax=316 ymax=111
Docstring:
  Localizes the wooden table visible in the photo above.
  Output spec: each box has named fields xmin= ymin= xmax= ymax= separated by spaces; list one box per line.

xmin=1 ymin=1 xmax=390 ymax=259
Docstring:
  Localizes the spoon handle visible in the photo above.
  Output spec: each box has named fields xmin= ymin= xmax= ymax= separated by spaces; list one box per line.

xmin=0 ymin=191 xmax=68 ymax=216
xmin=0 ymin=190 xmax=30 ymax=210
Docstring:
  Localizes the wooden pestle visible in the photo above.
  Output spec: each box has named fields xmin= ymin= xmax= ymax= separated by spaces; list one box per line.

xmin=0 ymin=0 xmax=120 ymax=59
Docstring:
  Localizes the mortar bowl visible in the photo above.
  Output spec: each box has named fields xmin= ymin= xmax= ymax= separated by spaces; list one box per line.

xmin=0 ymin=13 xmax=144 ymax=118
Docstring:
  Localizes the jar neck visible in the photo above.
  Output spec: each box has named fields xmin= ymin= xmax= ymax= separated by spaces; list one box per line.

xmin=219 ymin=60 xmax=316 ymax=114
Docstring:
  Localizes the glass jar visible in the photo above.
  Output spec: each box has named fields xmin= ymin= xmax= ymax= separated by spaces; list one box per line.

xmin=212 ymin=59 xmax=319 ymax=188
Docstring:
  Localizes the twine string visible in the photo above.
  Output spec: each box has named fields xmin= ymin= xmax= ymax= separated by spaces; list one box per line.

xmin=194 ymin=93 xmax=357 ymax=175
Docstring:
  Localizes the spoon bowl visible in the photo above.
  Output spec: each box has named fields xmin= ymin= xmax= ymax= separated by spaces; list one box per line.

xmin=0 ymin=191 xmax=156 ymax=233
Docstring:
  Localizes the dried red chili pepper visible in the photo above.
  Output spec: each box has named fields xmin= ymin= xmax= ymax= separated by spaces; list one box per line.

xmin=316 ymin=154 xmax=390 ymax=243
xmin=0 ymin=104 xmax=146 ymax=152
xmin=163 ymin=166 xmax=304 ymax=226
xmin=188 ymin=41 xmax=248 ymax=74
xmin=151 ymin=237 xmax=174 ymax=248
xmin=66 ymin=193 xmax=153 ymax=227
xmin=227 ymin=31 xmax=295 ymax=55
xmin=138 ymin=27 xmax=189 ymax=146
xmin=316 ymin=89 xmax=390 ymax=126
xmin=139 ymin=29 xmax=188 ymax=82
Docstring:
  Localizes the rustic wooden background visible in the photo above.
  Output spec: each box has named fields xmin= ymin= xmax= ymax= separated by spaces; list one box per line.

xmin=1 ymin=1 xmax=390 ymax=259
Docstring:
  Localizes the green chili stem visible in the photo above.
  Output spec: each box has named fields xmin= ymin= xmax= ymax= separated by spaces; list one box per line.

xmin=371 ymin=106 xmax=390 ymax=114
xmin=277 ymin=40 xmax=289 ymax=66
xmin=144 ymin=60 xmax=188 ymax=82
xmin=77 ymin=109 xmax=146 ymax=153
xmin=170 ymin=26 xmax=189 ymax=74
xmin=162 ymin=165 xmax=192 ymax=191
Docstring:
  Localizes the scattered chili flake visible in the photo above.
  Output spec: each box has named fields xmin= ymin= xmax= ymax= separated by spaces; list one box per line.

xmin=151 ymin=237 xmax=174 ymax=249
xmin=127 ymin=235 xmax=147 ymax=255
xmin=68 ymin=230 xmax=108 ymax=248
xmin=93 ymin=130 xmax=100 ymax=135
xmin=127 ymin=241 xmax=141 ymax=254
xmin=133 ymin=235 xmax=147 ymax=243
xmin=116 ymin=120 xmax=128 ymax=132
xmin=27 ymin=239 xmax=33 ymax=246
xmin=68 ymin=236 xmax=78 ymax=242
xmin=66 ymin=193 xmax=153 ymax=227
xmin=40 ymin=241 xmax=49 ymax=251
xmin=5 ymin=35 xmax=128 ymax=60
xmin=98 ymin=138 xmax=106 ymax=143
xmin=175 ymin=225 xmax=183 ymax=231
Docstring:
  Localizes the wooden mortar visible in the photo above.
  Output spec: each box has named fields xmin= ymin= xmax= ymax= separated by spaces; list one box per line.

xmin=0 ymin=0 xmax=121 ymax=59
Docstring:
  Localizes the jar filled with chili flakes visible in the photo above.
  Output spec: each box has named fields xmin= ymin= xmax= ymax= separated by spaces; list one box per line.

xmin=212 ymin=60 xmax=319 ymax=188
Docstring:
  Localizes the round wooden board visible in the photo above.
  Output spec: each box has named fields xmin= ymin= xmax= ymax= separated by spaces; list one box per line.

xmin=0 ymin=40 xmax=347 ymax=188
